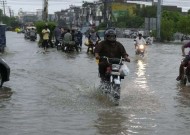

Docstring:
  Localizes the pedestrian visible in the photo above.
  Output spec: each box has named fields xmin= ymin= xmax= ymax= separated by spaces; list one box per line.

xmin=42 ymin=25 xmax=50 ymax=52
xmin=53 ymin=26 xmax=61 ymax=46
xmin=75 ymin=29 xmax=83 ymax=48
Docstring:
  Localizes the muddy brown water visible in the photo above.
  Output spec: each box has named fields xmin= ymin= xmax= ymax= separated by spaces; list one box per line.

xmin=0 ymin=32 xmax=190 ymax=135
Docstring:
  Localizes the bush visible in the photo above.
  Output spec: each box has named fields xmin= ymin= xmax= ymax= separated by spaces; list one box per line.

xmin=35 ymin=21 xmax=56 ymax=45
xmin=160 ymin=19 xmax=175 ymax=41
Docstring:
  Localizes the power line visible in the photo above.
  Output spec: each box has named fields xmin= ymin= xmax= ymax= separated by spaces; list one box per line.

xmin=0 ymin=0 xmax=7 ymax=16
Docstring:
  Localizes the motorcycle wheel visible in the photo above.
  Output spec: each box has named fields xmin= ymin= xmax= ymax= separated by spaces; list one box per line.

xmin=0 ymin=47 xmax=4 ymax=53
xmin=112 ymin=84 xmax=121 ymax=100
xmin=140 ymin=53 xmax=144 ymax=57
xmin=57 ymin=45 xmax=61 ymax=50
xmin=64 ymin=46 xmax=68 ymax=52
xmin=182 ymin=76 xmax=187 ymax=85
xmin=0 ymin=71 xmax=4 ymax=87
xmin=78 ymin=47 xmax=81 ymax=52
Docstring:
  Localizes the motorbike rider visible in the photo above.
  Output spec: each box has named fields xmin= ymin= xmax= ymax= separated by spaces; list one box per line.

xmin=87 ymin=28 xmax=101 ymax=53
xmin=29 ymin=27 xmax=37 ymax=39
xmin=75 ymin=29 xmax=83 ymax=48
xmin=135 ymin=33 xmax=146 ymax=47
xmin=63 ymin=29 xmax=78 ymax=52
xmin=176 ymin=42 xmax=190 ymax=81
xmin=63 ymin=29 xmax=72 ymax=45
xmin=95 ymin=29 xmax=130 ymax=81
xmin=53 ymin=26 xmax=62 ymax=46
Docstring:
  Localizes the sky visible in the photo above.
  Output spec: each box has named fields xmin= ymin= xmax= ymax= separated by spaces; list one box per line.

xmin=1 ymin=0 xmax=190 ymax=16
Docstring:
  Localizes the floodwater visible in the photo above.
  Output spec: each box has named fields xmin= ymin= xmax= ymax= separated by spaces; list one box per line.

xmin=0 ymin=32 xmax=190 ymax=135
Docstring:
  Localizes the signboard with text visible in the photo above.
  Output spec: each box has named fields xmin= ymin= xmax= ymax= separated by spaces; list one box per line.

xmin=111 ymin=3 xmax=136 ymax=19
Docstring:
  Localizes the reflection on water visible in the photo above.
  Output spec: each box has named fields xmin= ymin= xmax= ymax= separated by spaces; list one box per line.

xmin=135 ymin=60 xmax=148 ymax=89
xmin=94 ymin=108 xmax=127 ymax=135
xmin=176 ymin=84 xmax=190 ymax=107
xmin=0 ymin=87 xmax=12 ymax=99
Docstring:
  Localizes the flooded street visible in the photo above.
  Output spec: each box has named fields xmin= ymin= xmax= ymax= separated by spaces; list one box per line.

xmin=1 ymin=31 xmax=190 ymax=135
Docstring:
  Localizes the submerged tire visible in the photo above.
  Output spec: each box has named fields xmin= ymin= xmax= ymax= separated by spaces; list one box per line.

xmin=0 ymin=71 xmax=4 ymax=87
xmin=113 ymin=84 xmax=121 ymax=99
xmin=182 ymin=77 xmax=187 ymax=85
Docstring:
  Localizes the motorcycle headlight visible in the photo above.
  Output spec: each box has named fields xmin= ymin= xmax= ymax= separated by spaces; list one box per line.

xmin=139 ymin=45 xmax=144 ymax=49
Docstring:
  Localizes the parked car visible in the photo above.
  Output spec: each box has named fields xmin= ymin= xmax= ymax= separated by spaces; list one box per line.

xmin=0 ymin=58 xmax=10 ymax=87
xmin=123 ymin=30 xmax=131 ymax=38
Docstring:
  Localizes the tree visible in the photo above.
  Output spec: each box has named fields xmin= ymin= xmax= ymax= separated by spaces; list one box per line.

xmin=116 ymin=14 xmax=144 ymax=28
xmin=35 ymin=21 xmax=56 ymax=45
xmin=177 ymin=15 xmax=190 ymax=35
xmin=137 ymin=5 xmax=157 ymax=18
xmin=160 ymin=18 xmax=175 ymax=41
xmin=0 ymin=9 xmax=3 ymax=21
xmin=187 ymin=9 xmax=190 ymax=15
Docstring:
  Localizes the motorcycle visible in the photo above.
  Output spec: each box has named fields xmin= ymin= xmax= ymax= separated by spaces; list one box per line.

xmin=56 ymin=38 xmax=63 ymax=50
xmin=98 ymin=56 xmax=129 ymax=105
xmin=62 ymin=41 xmax=78 ymax=53
xmin=30 ymin=35 xmax=37 ymax=41
xmin=136 ymin=44 xmax=145 ymax=57
xmin=180 ymin=56 xmax=190 ymax=85
xmin=87 ymin=40 xmax=100 ymax=54
xmin=0 ymin=58 xmax=10 ymax=87
xmin=0 ymin=23 xmax=6 ymax=53
xmin=146 ymin=37 xmax=153 ymax=45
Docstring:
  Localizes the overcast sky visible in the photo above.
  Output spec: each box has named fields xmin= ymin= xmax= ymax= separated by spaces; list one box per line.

xmin=2 ymin=0 xmax=190 ymax=15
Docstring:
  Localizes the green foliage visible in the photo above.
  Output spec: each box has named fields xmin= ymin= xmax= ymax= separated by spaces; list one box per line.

xmin=35 ymin=21 xmax=56 ymax=44
xmin=188 ymin=9 xmax=190 ymax=15
xmin=96 ymin=22 xmax=107 ymax=30
xmin=0 ymin=9 xmax=2 ymax=19
xmin=176 ymin=15 xmax=190 ymax=35
xmin=0 ymin=10 xmax=21 ymax=29
xmin=138 ymin=5 xmax=157 ymax=18
xmin=160 ymin=18 xmax=175 ymax=41
xmin=116 ymin=15 xmax=144 ymax=28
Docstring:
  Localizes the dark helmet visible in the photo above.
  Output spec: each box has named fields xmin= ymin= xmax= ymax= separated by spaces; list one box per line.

xmin=105 ymin=29 xmax=116 ymax=42
xmin=138 ymin=33 xmax=142 ymax=37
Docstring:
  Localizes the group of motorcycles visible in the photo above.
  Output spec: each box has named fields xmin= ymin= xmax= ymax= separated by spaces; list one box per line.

xmin=56 ymin=37 xmax=81 ymax=52
xmin=56 ymin=36 xmax=101 ymax=53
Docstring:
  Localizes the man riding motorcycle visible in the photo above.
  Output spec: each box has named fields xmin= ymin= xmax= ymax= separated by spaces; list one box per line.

xmin=176 ymin=42 xmax=190 ymax=81
xmin=29 ymin=28 xmax=37 ymax=40
xmin=134 ymin=33 xmax=146 ymax=54
xmin=95 ymin=29 xmax=130 ymax=81
xmin=87 ymin=29 xmax=101 ymax=53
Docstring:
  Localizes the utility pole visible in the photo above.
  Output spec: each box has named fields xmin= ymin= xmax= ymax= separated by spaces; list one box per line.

xmin=8 ymin=6 xmax=11 ymax=17
xmin=103 ymin=0 xmax=108 ymax=25
xmin=43 ymin=0 xmax=48 ymax=21
xmin=156 ymin=0 xmax=161 ymax=41
xmin=0 ymin=0 xmax=7 ymax=16
xmin=11 ymin=10 xmax=14 ymax=17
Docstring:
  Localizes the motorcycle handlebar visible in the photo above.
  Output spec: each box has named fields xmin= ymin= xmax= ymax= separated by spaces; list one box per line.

xmin=100 ymin=56 xmax=126 ymax=64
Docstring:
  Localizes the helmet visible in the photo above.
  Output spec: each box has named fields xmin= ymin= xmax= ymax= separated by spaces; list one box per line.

xmin=138 ymin=33 xmax=142 ymax=37
xmin=105 ymin=29 xmax=116 ymax=42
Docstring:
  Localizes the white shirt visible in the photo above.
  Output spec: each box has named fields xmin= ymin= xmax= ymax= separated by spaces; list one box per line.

xmin=135 ymin=37 xmax=146 ymax=45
